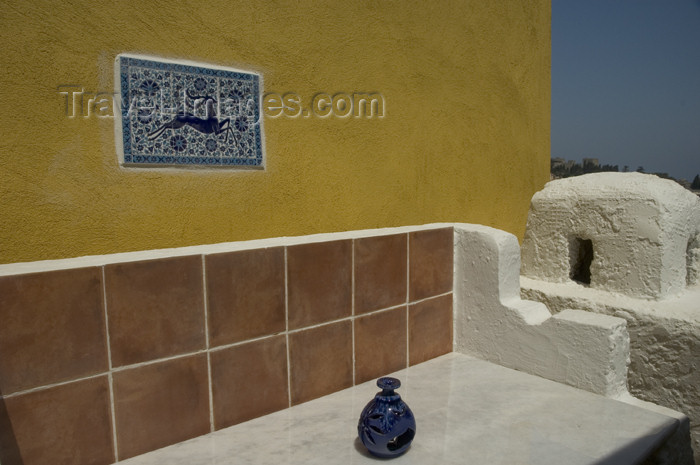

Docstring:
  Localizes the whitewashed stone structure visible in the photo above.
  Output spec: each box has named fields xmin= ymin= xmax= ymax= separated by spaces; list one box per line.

xmin=520 ymin=173 xmax=700 ymax=462
xmin=521 ymin=172 xmax=700 ymax=299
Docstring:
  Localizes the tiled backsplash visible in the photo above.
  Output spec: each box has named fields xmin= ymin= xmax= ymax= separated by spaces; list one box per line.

xmin=0 ymin=227 xmax=453 ymax=464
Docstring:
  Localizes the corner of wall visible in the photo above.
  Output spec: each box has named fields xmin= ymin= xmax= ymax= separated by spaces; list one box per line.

xmin=452 ymin=223 xmax=630 ymax=398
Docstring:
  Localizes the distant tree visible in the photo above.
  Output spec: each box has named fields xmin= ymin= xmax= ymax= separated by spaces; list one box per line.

xmin=692 ymin=174 xmax=700 ymax=190
xmin=623 ymin=165 xmax=629 ymax=172
xmin=636 ymin=166 xmax=645 ymax=173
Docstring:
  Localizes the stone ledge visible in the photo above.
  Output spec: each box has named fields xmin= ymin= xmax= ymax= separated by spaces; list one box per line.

xmin=118 ymin=353 xmax=682 ymax=465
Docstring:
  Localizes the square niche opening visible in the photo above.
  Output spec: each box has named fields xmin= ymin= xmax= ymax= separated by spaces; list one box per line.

xmin=115 ymin=54 xmax=264 ymax=169
xmin=569 ymin=237 xmax=593 ymax=285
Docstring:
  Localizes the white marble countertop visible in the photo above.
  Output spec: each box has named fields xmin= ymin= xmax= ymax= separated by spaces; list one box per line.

xmin=120 ymin=353 xmax=678 ymax=465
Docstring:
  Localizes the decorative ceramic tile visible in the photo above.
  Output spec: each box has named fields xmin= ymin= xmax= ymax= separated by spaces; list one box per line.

xmin=115 ymin=54 xmax=264 ymax=168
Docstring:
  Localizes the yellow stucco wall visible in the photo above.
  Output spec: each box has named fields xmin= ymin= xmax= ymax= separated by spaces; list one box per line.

xmin=0 ymin=0 xmax=550 ymax=264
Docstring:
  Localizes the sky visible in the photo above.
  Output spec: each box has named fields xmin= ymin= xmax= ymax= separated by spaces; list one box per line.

xmin=552 ymin=0 xmax=700 ymax=181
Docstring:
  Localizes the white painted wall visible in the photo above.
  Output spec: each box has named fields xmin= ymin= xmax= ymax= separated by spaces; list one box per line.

xmin=452 ymin=224 xmax=629 ymax=397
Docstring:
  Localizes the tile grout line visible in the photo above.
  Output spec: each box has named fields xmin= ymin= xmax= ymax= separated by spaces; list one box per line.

xmin=201 ymin=255 xmax=215 ymax=433
xmin=209 ymin=332 xmax=284 ymax=353
xmin=452 ymin=228 xmax=457 ymax=352
xmin=285 ymin=302 xmax=414 ymax=335
xmin=110 ymin=349 xmax=209 ymax=373
xmin=284 ymin=247 xmax=292 ymax=408
xmin=351 ymin=239 xmax=356 ymax=386
xmin=101 ymin=266 xmax=120 ymax=462
xmin=410 ymin=290 xmax=453 ymax=306
xmin=406 ymin=233 xmax=411 ymax=367
xmin=2 ymin=371 xmax=110 ymax=399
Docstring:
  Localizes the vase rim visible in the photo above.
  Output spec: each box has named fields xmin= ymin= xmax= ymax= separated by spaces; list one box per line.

xmin=377 ymin=377 xmax=401 ymax=390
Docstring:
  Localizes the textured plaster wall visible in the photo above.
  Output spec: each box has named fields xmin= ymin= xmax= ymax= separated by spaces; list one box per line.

xmin=521 ymin=280 xmax=700 ymax=463
xmin=521 ymin=173 xmax=700 ymax=299
xmin=453 ymin=224 xmax=630 ymax=398
xmin=0 ymin=0 xmax=550 ymax=264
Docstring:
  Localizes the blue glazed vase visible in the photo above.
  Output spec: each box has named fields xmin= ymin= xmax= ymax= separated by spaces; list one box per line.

xmin=357 ymin=377 xmax=416 ymax=458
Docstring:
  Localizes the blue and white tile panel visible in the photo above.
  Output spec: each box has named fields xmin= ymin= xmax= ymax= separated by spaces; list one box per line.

xmin=115 ymin=54 xmax=263 ymax=168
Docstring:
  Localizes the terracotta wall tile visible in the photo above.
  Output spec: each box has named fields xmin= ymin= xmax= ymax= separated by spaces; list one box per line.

xmin=409 ymin=294 xmax=453 ymax=365
xmin=409 ymin=228 xmax=454 ymax=301
xmin=354 ymin=234 xmax=407 ymax=315
xmin=206 ymin=248 xmax=285 ymax=347
xmin=289 ymin=321 xmax=352 ymax=405
xmin=0 ymin=376 xmax=113 ymax=465
xmin=211 ymin=336 xmax=288 ymax=429
xmin=0 ymin=397 xmax=20 ymax=464
xmin=354 ymin=307 xmax=407 ymax=384
xmin=0 ymin=267 xmax=108 ymax=394
xmin=287 ymin=240 xmax=352 ymax=329
xmin=113 ymin=354 xmax=210 ymax=460
xmin=105 ymin=256 xmax=205 ymax=367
